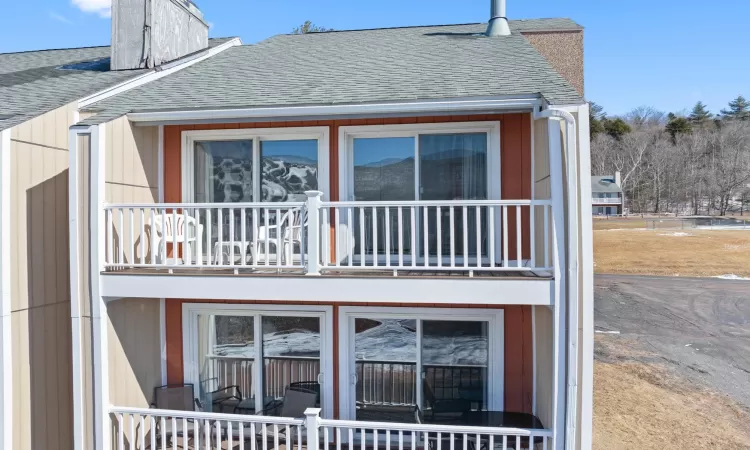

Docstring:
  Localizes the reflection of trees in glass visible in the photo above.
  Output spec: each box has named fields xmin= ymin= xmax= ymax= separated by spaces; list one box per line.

xmin=215 ymin=316 xmax=254 ymax=346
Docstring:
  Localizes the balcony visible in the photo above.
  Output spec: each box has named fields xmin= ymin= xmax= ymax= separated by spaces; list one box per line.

xmin=591 ymin=197 xmax=621 ymax=204
xmin=110 ymin=406 xmax=553 ymax=450
xmin=104 ymin=193 xmax=554 ymax=277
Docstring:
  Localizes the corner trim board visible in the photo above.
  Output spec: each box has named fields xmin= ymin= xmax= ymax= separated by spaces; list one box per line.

xmin=0 ymin=128 xmax=12 ymax=450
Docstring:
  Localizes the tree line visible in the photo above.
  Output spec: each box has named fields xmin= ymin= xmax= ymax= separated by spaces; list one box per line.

xmin=590 ymin=96 xmax=750 ymax=215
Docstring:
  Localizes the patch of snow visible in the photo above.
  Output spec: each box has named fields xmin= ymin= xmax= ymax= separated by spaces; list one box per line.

xmin=713 ymin=274 xmax=750 ymax=281
xmin=659 ymin=232 xmax=694 ymax=237
xmin=595 ymin=330 xmax=620 ymax=335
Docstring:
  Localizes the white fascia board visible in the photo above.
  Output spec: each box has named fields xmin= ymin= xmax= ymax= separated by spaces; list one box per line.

xmin=77 ymin=38 xmax=242 ymax=109
xmin=126 ymin=96 xmax=543 ymax=124
xmin=0 ymin=128 xmax=12 ymax=450
xmin=101 ymin=274 xmax=554 ymax=306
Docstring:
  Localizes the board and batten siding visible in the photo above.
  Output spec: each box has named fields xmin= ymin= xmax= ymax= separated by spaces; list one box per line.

xmin=101 ymin=118 xmax=162 ymax=413
xmin=9 ymin=103 xmax=77 ymax=450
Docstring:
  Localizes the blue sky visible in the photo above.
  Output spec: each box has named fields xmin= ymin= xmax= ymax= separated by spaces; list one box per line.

xmin=1 ymin=0 xmax=748 ymax=116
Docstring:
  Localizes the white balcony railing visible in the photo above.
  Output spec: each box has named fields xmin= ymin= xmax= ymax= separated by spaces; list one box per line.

xmin=103 ymin=192 xmax=554 ymax=275
xmin=591 ymin=197 xmax=621 ymax=204
xmin=110 ymin=406 xmax=553 ymax=450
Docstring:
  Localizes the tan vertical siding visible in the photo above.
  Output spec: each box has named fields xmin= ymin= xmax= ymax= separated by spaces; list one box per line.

xmin=533 ymin=306 xmax=554 ymax=429
xmin=108 ymin=298 xmax=162 ymax=446
xmin=9 ymin=103 xmax=77 ymax=450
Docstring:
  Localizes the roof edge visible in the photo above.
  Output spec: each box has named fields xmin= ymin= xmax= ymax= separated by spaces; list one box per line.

xmin=79 ymin=38 xmax=242 ymax=109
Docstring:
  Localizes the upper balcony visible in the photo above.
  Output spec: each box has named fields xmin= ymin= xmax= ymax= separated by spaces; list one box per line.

xmin=104 ymin=194 xmax=553 ymax=277
xmin=101 ymin=194 xmax=557 ymax=304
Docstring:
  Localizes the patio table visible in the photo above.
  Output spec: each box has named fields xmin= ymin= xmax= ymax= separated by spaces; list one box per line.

xmin=458 ymin=411 xmax=546 ymax=447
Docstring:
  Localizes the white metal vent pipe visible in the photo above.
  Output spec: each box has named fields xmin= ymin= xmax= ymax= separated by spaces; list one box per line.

xmin=486 ymin=0 xmax=511 ymax=36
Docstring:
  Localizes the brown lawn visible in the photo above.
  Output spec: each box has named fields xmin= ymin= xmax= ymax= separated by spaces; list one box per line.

xmin=594 ymin=360 xmax=750 ymax=449
xmin=593 ymin=229 xmax=750 ymax=277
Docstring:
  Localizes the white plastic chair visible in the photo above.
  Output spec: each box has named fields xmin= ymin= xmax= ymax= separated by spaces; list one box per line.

xmin=153 ymin=213 xmax=204 ymax=265
xmin=254 ymin=208 xmax=306 ymax=265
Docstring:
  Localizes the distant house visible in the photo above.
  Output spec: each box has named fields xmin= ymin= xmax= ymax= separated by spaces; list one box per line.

xmin=592 ymin=172 xmax=623 ymax=215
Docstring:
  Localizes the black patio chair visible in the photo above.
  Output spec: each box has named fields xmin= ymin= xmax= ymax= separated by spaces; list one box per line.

xmin=150 ymin=384 xmax=202 ymax=445
xmin=423 ymin=381 xmax=472 ymax=422
xmin=415 ymin=405 xmax=477 ymax=450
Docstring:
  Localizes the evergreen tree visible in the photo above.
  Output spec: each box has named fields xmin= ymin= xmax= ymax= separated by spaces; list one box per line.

xmin=720 ymin=95 xmax=749 ymax=120
xmin=589 ymin=102 xmax=606 ymax=138
xmin=602 ymin=118 xmax=631 ymax=140
xmin=688 ymin=101 xmax=712 ymax=124
xmin=292 ymin=21 xmax=332 ymax=34
xmin=665 ymin=113 xmax=692 ymax=143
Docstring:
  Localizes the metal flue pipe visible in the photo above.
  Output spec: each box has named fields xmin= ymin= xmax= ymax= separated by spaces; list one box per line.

xmin=486 ymin=0 xmax=511 ymax=36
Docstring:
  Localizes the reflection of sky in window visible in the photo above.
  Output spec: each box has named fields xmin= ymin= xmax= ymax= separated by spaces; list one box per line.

xmin=196 ymin=140 xmax=253 ymax=159
xmin=261 ymin=139 xmax=318 ymax=164
xmin=353 ymin=137 xmax=415 ymax=166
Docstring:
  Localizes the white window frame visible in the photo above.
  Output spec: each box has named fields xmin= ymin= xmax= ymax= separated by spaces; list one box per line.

xmin=182 ymin=303 xmax=335 ymax=419
xmin=337 ymin=306 xmax=505 ymax=420
xmin=181 ymin=127 xmax=330 ymax=202
xmin=337 ymin=121 xmax=502 ymax=264
xmin=337 ymin=122 xmax=501 ymax=203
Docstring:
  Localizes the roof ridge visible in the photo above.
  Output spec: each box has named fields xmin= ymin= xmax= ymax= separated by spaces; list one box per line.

xmin=0 ymin=37 xmax=237 ymax=57
xmin=277 ymin=22 xmax=486 ymax=36
xmin=0 ymin=44 xmax=110 ymax=56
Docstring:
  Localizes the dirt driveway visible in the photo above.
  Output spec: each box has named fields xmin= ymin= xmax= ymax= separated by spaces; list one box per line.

xmin=594 ymin=275 xmax=750 ymax=448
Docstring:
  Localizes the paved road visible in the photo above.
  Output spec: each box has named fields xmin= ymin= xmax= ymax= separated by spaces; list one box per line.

xmin=594 ymin=274 xmax=750 ymax=408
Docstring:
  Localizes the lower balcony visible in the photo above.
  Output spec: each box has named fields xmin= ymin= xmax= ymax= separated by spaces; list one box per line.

xmin=103 ymin=196 xmax=554 ymax=279
xmin=110 ymin=405 xmax=552 ymax=450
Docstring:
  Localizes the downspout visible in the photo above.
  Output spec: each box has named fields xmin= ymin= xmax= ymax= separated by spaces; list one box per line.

xmin=533 ymin=107 xmax=580 ymax=450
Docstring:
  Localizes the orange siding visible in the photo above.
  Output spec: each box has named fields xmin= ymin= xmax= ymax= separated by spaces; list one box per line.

xmin=163 ymin=114 xmax=532 ymax=258
xmin=162 ymin=113 xmax=535 ymax=411
xmin=165 ymin=300 xmax=533 ymax=414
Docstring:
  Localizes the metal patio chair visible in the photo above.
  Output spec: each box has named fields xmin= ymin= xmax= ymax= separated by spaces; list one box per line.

xmin=150 ymin=384 xmax=203 ymax=445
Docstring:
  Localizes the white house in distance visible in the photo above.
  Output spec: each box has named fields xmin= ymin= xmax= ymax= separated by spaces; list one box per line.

xmin=591 ymin=172 xmax=623 ymax=216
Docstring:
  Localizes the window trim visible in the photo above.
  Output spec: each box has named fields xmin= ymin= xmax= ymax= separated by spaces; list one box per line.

xmin=337 ymin=121 xmax=501 ymax=203
xmin=182 ymin=303 xmax=335 ymax=418
xmin=181 ymin=127 xmax=330 ymax=203
xmin=337 ymin=306 xmax=504 ymax=420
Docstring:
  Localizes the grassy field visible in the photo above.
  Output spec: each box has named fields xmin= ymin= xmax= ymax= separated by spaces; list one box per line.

xmin=594 ymin=228 xmax=750 ymax=277
xmin=594 ymin=357 xmax=750 ymax=449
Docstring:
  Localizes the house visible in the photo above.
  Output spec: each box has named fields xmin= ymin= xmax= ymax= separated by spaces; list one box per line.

xmin=591 ymin=173 xmax=623 ymax=215
xmin=0 ymin=2 xmax=241 ymax=449
xmin=5 ymin=0 xmax=595 ymax=447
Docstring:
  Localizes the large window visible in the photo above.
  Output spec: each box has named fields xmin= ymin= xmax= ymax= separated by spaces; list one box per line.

xmin=184 ymin=305 xmax=333 ymax=418
xmin=340 ymin=307 xmax=504 ymax=422
xmin=341 ymin=122 xmax=500 ymax=264
xmin=182 ymin=128 xmax=328 ymax=263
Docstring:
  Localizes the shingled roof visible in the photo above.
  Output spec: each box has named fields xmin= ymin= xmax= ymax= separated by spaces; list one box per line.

xmin=0 ymin=38 xmax=236 ymax=131
xmin=80 ymin=19 xmax=585 ymax=125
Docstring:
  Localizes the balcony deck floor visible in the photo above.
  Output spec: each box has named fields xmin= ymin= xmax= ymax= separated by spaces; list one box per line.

xmin=103 ymin=266 xmax=552 ymax=280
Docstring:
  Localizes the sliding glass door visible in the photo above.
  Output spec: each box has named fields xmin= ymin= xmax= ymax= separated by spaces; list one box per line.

xmin=185 ymin=305 xmax=332 ymax=418
xmin=345 ymin=126 xmax=494 ymax=265
xmin=342 ymin=308 xmax=502 ymax=422
xmin=184 ymin=131 xmax=324 ymax=264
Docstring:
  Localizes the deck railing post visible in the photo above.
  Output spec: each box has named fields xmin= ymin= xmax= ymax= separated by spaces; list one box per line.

xmin=304 ymin=407 xmax=322 ymax=450
xmin=305 ymin=191 xmax=323 ymax=275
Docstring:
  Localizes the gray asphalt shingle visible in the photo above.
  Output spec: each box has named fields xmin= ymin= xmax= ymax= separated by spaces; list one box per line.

xmin=0 ymin=38 xmax=235 ymax=131
xmin=80 ymin=19 xmax=584 ymax=125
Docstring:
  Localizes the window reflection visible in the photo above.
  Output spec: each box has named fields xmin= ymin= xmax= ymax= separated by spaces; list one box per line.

xmin=260 ymin=140 xmax=318 ymax=202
